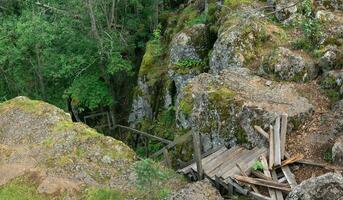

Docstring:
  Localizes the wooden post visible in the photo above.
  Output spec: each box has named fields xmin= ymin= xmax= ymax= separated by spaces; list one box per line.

xmin=260 ymin=156 xmax=277 ymax=200
xmin=280 ymin=113 xmax=288 ymax=159
xmin=192 ymin=132 xmax=203 ymax=180
xmin=269 ymin=125 xmax=274 ymax=169
xmin=271 ymin=170 xmax=284 ymax=200
xmin=163 ymin=148 xmax=172 ymax=168
xmin=274 ymin=116 xmax=281 ymax=166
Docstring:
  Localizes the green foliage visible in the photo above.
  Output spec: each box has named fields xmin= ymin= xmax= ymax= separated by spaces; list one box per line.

xmin=224 ymin=0 xmax=252 ymax=8
xmin=175 ymin=58 xmax=207 ymax=74
xmin=323 ymin=148 xmax=333 ymax=163
xmin=187 ymin=12 xmax=208 ymax=26
xmin=134 ymin=159 xmax=173 ymax=199
xmin=252 ymin=160 xmax=264 ymax=171
xmin=0 ymin=177 xmax=45 ymax=200
xmin=84 ymin=187 xmax=122 ymax=200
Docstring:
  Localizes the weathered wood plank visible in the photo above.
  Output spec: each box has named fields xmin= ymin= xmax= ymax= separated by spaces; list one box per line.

xmin=280 ymin=114 xmax=288 ymax=159
xmin=251 ymin=170 xmax=272 ymax=180
xmin=274 ymin=116 xmax=281 ymax=166
xmin=163 ymin=149 xmax=172 ymax=168
xmin=192 ymin=132 xmax=203 ymax=180
xmin=269 ymin=125 xmax=274 ymax=169
xmin=272 ymin=170 xmax=284 ymax=200
xmin=237 ymin=163 xmax=260 ymax=193
xmin=226 ymin=177 xmax=249 ymax=195
xmin=203 ymin=146 xmax=240 ymax=174
xmin=222 ymin=148 xmax=268 ymax=179
xmin=209 ymin=147 xmax=247 ymax=178
xmin=281 ymin=166 xmax=297 ymax=189
xmin=254 ymin=125 xmax=269 ymax=139
xmin=234 ymin=175 xmax=292 ymax=192
xmin=261 ymin=155 xmax=277 ymax=200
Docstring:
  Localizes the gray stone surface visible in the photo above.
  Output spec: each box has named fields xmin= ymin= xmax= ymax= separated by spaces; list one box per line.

xmin=287 ymin=173 xmax=343 ymax=200
xmin=176 ymin=68 xmax=313 ymax=147
xmin=333 ymin=135 xmax=343 ymax=165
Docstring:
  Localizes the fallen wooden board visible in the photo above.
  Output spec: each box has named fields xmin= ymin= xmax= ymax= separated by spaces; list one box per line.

xmin=280 ymin=114 xmax=288 ymax=159
xmin=272 ymin=170 xmax=284 ymax=200
xmin=281 ymin=166 xmax=297 ymax=189
xmin=237 ymin=163 xmax=259 ymax=193
xmin=281 ymin=154 xmax=304 ymax=167
xmin=251 ymin=170 xmax=272 ymax=180
xmin=261 ymin=156 xmax=277 ymax=200
xmin=269 ymin=125 xmax=274 ymax=169
xmin=234 ymin=175 xmax=292 ymax=192
xmin=254 ymin=125 xmax=269 ymax=139
xmin=274 ymin=116 xmax=281 ymax=166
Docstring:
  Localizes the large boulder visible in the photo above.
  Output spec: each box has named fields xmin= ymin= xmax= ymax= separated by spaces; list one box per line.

xmin=0 ymin=97 xmax=186 ymax=199
xmin=318 ymin=45 xmax=343 ymax=71
xmin=209 ymin=17 xmax=269 ymax=74
xmin=287 ymin=173 xmax=343 ymax=200
xmin=168 ymin=180 xmax=224 ymax=200
xmin=320 ymin=70 xmax=343 ymax=102
xmin=176 ymin=68 xmax=313 ymax=148
xmin=274 ymin=0 xmax=298 ymax=22
xmin=260 ymin=47 xmax=317 ymax=82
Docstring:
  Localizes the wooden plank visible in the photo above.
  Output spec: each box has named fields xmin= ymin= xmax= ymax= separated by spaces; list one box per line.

xmin=274 ymin=116 xmax=281 ymax=166
xmin=226 ymin=177 xmax=249 ymax=195
xmin=116 ymin=125 xmax=172 ymax=144
xmin=208 ymin=147 xmax=246 ymax=177
xmin=222 ymin=147 xmax=268 ymax=179
xmin=254 ymin=125 xmax=269 ymax=139
xmin=178 ymin=145 xmax=226 ymax=172
xmin=249 ymin=192 xmax=272 ymax=200
xmin=271 ymin=170 xmax=284 ymax=200
xmin=192 ymin=132 xmax=203 ymax=180
xmin=260 ymin=155 xmax=277 ymax=200
xmin=234 ymin=175 xmax=292 ymax=192
xmin=237 ymin=163 xmax=260 ymax=193
xmin=202 ymin=146 xmax=239 ymax=173
xmin=269 ymin=125 xmax=274 ymax=169
xmin=216 ymin=176 xmax=234 ymax=195
xmin=280 ymin=154 xmax=304 ymax=167
xmin=251 ymin=170 xmax=272 ymax=180
xmin=280 ymin=114 xmax=288 ymax=159
xmin=163 ymin=149 xmax=172 ymax=168
xmin=281 ymin=166 xmax=297 ymax=189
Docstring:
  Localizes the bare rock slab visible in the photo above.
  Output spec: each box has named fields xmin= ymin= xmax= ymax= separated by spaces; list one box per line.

xmin=176 ymin=68 xmax=313 ymax=147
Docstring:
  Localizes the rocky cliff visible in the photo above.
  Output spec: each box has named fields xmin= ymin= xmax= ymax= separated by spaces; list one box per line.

xmin=129 ymin=0 xmax=342 ymax=159
xmin=0 ymin=97 xmax=191 ymax=199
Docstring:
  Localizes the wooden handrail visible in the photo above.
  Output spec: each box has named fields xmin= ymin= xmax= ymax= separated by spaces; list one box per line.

xmin=114 ymin=125 xmax=172 ymax=145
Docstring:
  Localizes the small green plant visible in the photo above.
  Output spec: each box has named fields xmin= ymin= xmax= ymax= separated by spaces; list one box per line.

xmin=85 ymin=187 xmax=122 ymax=200
xmin=176 ymin=59 xmax=205 ymax=69
xmin=252 ymin=160 xmax=264 ymax=171
xmin=323 ymin=148 xmax=333 ymax=163
xmin=187 ymin=12 xmax=208 ymax=26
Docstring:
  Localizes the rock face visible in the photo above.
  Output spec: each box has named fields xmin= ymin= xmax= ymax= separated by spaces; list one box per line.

xmin=168 ymin=180 xmax=224 ymax=200
xmin=318 ymin=45 xmax=343 ymax=71
xmin=333 ymin=135 xmax=343 ymax=164
xmin=209 ymin=17 xmax=267 ymax=74
xmin=274 ymin=0 xmax=298 ymax=22
xmin=287 ymin=173 xmax=343 ymax=200
xmin=176 ymin=68 xmax=313 ymax=147
xmin=315 ymin=0 xmax=343 ymax=11
xmin=0 ymin=97 xmax=185 ymax=199
xmin=260 ymin=47 xmax=317 ymax=82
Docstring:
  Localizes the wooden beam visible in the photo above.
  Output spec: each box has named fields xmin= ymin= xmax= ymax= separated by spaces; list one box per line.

xmin=260 ymin=156 xmax=277 ymax=200
xmin=226 ymin=177 xmax=248 ymax=195
xmin=163 ymin=149 xmax=172 ymax=168
xmin=281 ymin=154 xmax=304 ymax=167
xmin=274 ymin=116 xmax=281 ymax=166
xmin=271 ymin=170 xmax=284 ymax=200
xmin=251 ymin=170 xmax=272 ymax=180
xmin=269 ymin=125 xmax=274 ymax=169
xmin=116 ymin=125 xmax=172 ymax=144
xmin=281 ymin=166 xmax=297 ymax=189
xmin=237 ymin=163 xmax=260 ymax=193
xmin=234 ymin=175 xmax=292 ymax=192
xmin=192 ymin=132 xmax=203 ymax=180
xmin=254 ymin=125 xmax=269 ymax=139
xmin=280 ymin=114 xmax=288 ymax=159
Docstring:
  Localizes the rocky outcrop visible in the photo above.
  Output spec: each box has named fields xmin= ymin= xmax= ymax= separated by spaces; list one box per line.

xmin=0 ymin=97 xmax=186 ymax=199
xmin=315 ymin=0 xmax=343 ymax=11
xmin=209 ymin=16 xmax=269 ymax=74
xmin=318 ymin=45 xmax=343 ymax=71
xmin=260 ymin=47 xmax=317 ymax=82
xmin=333 ymin=135 xmax=343 ymax=165
xmin=287 ymin=173 xmax=343 ymax=200
xmin=274 ymin=0 xmax=298 ymax=22
xmin=168 ymin=179 xmax=224 ymax=200
xmin=176 ymin=68 xmax=313 ymax=148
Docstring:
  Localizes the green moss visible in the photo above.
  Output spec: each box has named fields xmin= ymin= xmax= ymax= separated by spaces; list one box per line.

xmin=224 ymin=0 xmax=252 ymax=8
xmin=0 ymin=176 xmax=50 ymax=200
xmin=179 ymin=95 xmax=194 ymax=116
xmin=84 ymin=187 xmax=122 ymax=200
xmin=52 ymin=121 xmax=98 ymax=139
